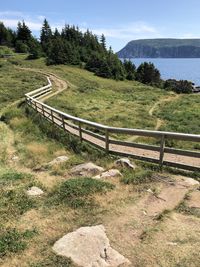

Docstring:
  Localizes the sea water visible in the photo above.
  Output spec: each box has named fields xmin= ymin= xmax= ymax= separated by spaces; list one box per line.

xmin=131 ymin=58 xmax=200 ymax=86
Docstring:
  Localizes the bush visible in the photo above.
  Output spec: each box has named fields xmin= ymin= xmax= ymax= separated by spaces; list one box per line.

xmin=164 ymin=79 xmax=193 ymax=94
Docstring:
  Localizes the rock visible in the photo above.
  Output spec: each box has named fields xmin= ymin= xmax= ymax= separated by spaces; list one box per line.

xmin=94 ymin=169 xmax=122 ymax=179
xmin=186 ymin=191 xmax=200 ymax=208
xmin=48 ymin=155 xmax=69 ymax=165
xmin=146 ymin=189 xmax=154 ymax=194
xmin=115 ymin=158 xmax=136 ymax=170
xmin=178 ymin=177 xmax=199 ymax=188
xmin=27 ymin=186 xmax=44 ymax=196
xmin=52 ymin=225 xmax=130 ymax=267
xmin=166 ymin=242 xmax=178 ymax=246
xmin=12 ymin=155 xmax=19 ymax=162
xmin=71 ymin=162 xmax=104 ymax=177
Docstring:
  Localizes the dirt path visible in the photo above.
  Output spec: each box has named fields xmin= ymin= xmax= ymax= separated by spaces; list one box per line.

xmin=149 ymin=93 xmax=180 ymax=130
xmin=16 ymin=67 xmax=69 ymax=101
xmin=103 ymin=175 xmax=200 ymax=266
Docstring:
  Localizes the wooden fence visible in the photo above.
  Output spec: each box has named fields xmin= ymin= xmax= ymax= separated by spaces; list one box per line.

xmin=25 ymin=77 xmax=200 ymax=172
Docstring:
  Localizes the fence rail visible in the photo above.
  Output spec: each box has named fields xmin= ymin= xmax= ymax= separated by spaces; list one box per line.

xmin=25 ymin=77 xmax=200 ymax=172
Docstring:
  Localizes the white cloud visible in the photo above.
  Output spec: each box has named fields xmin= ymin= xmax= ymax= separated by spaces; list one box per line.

xmin=1 ymin=19 xmax=42 ymax=30
xmin=0 ymin=11 xmax=24 ymax=18
xmin=81 ymin=22 xmax=159 ymax=40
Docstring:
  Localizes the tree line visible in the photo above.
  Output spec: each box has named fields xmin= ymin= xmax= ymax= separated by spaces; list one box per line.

xmin=0 ymin=20 xmax=193 ymax=93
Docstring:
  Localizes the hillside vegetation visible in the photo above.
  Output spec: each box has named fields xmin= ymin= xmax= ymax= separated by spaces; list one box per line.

xmin=0 ymin=53 xmax=200 ymax=267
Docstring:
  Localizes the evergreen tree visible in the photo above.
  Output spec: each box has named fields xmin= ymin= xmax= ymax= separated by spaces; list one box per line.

xmin=40 ymin=19 xmax=52 ymax=52
xmin=136 ymin=62 xmax=161 ymax=85
xmin=27 ymin=38 xmax=42 ymax=59
xmin=16 ymin=21 xmax=31 ymax=42
xmin=0 ymin=22 xmax=15 ymax=46
xmin=100 ymin=34 xmax=106 ymax=50
xmin=123 ymin=60 xmax=136 ymax=80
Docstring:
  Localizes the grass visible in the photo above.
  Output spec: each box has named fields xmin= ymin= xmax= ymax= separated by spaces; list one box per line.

xmin=121 ymin=169 xmax=154 ymax=185
xmin=50 ymin=177 xmax=115 ymax=209
xmin=0 ymin=58 xmax=46 ymax=110
xmin=0 ymin=51 xmax=199 ymax=266
xmin=30 ymin=254 xmax=74 ymax=267
xmin=0 ymin=228 xmax=37 ymax=258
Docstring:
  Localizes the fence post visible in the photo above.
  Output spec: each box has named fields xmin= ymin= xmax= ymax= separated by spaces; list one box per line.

xmin=42 ymin=105 xmax=45 ymax=116
xmin=34 ymin=101 xmax=38 ymax=111
xmin=79 ymin=122 xmax=83 ymax=142
xmin=105 ymin=128 xmax=109 ymax=153
xmin=62 ymin=115 xmax=65 ymax=130
xmin=51 ymin=110 xmax=54 ymax=122
xmin=159 ymin=134 xmax=165 ymax=168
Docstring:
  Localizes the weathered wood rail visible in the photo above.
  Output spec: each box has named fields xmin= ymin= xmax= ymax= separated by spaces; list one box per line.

xmin=25 ymin=77 xmax=200 ymax=172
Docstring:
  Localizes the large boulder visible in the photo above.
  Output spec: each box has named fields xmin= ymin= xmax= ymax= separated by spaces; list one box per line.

xmin=27 ymin=186 xmax=44 ymax=197
xmin=70 ymin=162 xmax=104 ymax=177
xmin=115 ymin=158 xmax=136 ymax=170
xmin=94 ymin=169 xmax=122 ymax=179
xmin=52 ymin=225 xmax=130 ymax=267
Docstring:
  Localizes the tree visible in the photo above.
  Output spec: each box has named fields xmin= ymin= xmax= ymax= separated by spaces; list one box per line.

xmin=123 ymin=60 xmax=136 ymax=80
xmin=27 ymin=38 xmax=42 ymax=59
xmin=15 ymin=40 xmax=29 ymax=53
xmin=100 ymin=34 xmax=106 ymax=50
xmin=136 ymin=62 xmax=161 ymax=85
xmin=40 ymin=19 xmax=52 ymax=52
xmin=164 ymin=79 xmax=193 ymax=94
xmin=16 ymin=21 xmax=31 ymax=42
xmin=0 ymin=22 xmax=15 ymax=46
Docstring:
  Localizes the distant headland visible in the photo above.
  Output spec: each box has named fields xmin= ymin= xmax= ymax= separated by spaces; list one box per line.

xmin=117 ymin=38 xmax=200 ymax=58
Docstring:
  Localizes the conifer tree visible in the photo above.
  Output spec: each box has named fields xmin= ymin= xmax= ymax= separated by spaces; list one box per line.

xmin=40 ymin=19 xmax=52 ymax=52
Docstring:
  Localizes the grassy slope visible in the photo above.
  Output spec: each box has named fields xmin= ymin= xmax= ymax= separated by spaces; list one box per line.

xmin=12 ymin=55 xmax=200 ymax=136
xmin=0 ymin=58 xmax=46 ymax=110
xmin=0 ymin=53 xmax=200 ymax=266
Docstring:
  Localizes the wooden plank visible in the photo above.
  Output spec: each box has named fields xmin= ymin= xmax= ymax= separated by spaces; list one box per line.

xmin=109 ymin=150 xmax=159 ymax=164
xmin=109 ymin=139 xmax=160 ymax=151
xmin=81 ymin=128 xmax=105 ymax=141
xmin=164 ymin=147 xmax=200 ymax=158
xmin=163 ymin=161 xmax=200 ymax=172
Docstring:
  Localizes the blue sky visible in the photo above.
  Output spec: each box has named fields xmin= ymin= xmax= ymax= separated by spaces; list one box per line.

xmin=1 ymin=0 xmax=200 ymax=51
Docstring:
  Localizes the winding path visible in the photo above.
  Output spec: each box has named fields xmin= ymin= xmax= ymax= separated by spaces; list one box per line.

xmin=22 ymin=67 xmax=200 ymax=171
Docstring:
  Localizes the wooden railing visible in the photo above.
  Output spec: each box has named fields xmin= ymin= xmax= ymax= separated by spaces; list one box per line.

xmin=25 ymin=77 xmax=200 ymax=172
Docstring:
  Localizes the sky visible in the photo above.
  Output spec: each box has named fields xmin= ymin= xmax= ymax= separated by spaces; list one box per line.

xmin=1 ymin=0 xmax=200 ymax=51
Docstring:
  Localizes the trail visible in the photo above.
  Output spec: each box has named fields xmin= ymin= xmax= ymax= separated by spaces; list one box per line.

xmin=16 ymin=67 xmax=70 ymax=100
xmin=103 ymin=175 xmax=200 ymax=266
xmin=0 ymin=67 xmax=69 ymax=169
xmin=149 ymin=93 xmax=180 ymax=130
xmin=127 ymin=93 xmax=180 ymax=141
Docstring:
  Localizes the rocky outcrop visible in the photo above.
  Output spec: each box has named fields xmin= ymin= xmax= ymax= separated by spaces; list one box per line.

xmin=94 ymin=169 xmax=122 ymax=179
xmin=115 ymin=158 xmax=136 ymax=170
xmin=71 ymin=162 xmax=104 ymax=177
xmin=52 ymin=225 xmax=130 ymax=267
xmin=27 ymin=186 xmax=44 ymax=196
xmin=47 ymin=155 xmax=69 ymax=165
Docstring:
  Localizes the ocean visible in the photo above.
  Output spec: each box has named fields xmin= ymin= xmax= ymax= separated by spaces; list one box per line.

xmin=131 ymin=58 xmax=200 ymax=86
